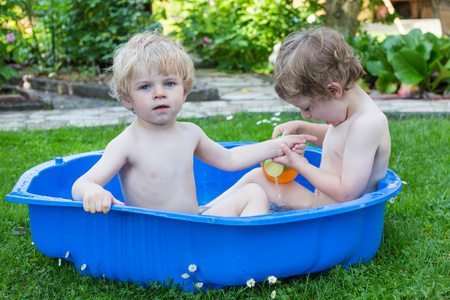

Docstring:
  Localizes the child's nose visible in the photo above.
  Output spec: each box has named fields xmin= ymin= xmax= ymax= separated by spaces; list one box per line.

xmin=153 ymin=85 xmax=167 ymax=99
xmin=301 ymin=110 xmax=311 ymax=120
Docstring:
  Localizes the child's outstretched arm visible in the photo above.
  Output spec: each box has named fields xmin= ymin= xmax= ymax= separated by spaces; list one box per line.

xmin=72 ymin=139 xmax=126 ymax=214
xmin=273 ymin=121 xmax=329 ymax=148
xmin=194 ymin=126 xmax=317 ymax=171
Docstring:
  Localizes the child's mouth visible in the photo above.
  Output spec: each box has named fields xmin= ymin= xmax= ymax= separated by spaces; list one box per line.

xmin=154 ymin=105 xmax=169 ymax=110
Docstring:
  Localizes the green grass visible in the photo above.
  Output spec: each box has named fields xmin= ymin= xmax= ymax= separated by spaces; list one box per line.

xmin=1 ymin=113 xmax=449 ymax=299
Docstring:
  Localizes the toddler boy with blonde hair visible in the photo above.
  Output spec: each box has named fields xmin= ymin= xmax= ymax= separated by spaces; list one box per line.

xmin=72 ymin=32 xmax=314 ymax=216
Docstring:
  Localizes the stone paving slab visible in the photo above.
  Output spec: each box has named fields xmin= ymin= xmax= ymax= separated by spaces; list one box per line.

xmin=1 ymin=97 xmax=448 ymax=131
xmin=1 ymin=70 xmax=449 ymax=131
xmin=374 ymin=99 xmax=450 ymax=114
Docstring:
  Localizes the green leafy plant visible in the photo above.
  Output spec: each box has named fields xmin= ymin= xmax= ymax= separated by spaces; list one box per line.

xmin=351 ymin=29 xmax=450 ymax=97
xmin=2 ymin=0 xmax=163 ymax=79
xmin=171 ymin=0 xmax=323 ymax=73
xmin=0 ymin=0 xmax=21 ymax=85
xmin=1 ymin=0 xmax=70 ymax=75
xmin=0 ymin=35 xmax=18 ymax=85
xmin=61 ymin=0 xmax=155 ymax=67
xmin=348 ymin=33 xmax=398 ymax=94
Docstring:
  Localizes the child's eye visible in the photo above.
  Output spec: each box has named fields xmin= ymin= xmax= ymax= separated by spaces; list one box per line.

xmin=165 ymin=82 xmax=175 ymax=87
xmin=140 ymin=85 xmax=150 ymax=90
xmin=301 ymin=106 xmax=310 ymax=112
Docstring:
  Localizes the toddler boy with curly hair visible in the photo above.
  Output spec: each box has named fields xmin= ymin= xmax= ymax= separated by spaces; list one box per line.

xmin=208 ymin=27 xmax=391 ymax=210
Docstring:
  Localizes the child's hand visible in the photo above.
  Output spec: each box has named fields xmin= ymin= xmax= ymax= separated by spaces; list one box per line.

xmin=272 ymin=121 xmax=304 ymax=139
xmin=292 ymin=142 xmax=308 ymax=156
xmin=273 ymin=143 xmax=309 ymax=170
xmin=83 ymin=188 xmax=125 ymax=214
xmin=279 ymin=134 xmax=317 ymax=156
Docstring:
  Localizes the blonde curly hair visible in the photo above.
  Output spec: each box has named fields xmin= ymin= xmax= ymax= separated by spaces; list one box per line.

xmin=108 ymin=32 xmax=195 ymax=100
xmin=274 ymin=27 xmax=364 ymax=102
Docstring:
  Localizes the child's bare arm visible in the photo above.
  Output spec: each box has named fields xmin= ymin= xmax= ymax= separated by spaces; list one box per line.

xmin=72 ymin=139 xmax=126 ymax=213
xmin=275 ymin=118 xmax=384 ymax=203
xmin=193 ymin=126 xmax=316 ymax=171
xmin=273 ymin=121 xmax=329 ymax=148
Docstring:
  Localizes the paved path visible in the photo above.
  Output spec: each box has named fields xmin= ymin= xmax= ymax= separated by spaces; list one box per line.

xmin=1 ymin=69 xmax=449 ymax=131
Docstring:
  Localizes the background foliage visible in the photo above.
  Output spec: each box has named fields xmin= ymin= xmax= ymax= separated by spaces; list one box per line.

xmin=349 ymin=29 xmax=450 ymax=96
xmin=1 ymin=0 xmax=449 ymax=94
xmin=1 ymin=0 xmax=160 ymax=81
xmin=170 ymin=0 xmax=323 ymax=72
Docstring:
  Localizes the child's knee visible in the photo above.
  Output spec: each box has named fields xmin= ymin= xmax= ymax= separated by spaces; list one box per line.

xmin=245 ymin=183 xmax=270 ymax=207
xmin=243 ymin=168 xmax=266 ymax=182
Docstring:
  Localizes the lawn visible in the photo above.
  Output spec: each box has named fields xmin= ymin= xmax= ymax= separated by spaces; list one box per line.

xmin=0 ymin=113 xmax=449 ymax=299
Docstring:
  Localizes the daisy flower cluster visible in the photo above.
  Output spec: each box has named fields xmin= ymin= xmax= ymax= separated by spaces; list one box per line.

xmin=60 ymin=251 xmax=90 ymax=276
xmin=256 ymin=112 xmax=282 ymax=127
xmin=181 ymin=264 xmax=204 ymax=290
xmin=57 ymin=254 xmax=280 ymax=296
xmin=246 ymin=275 xmax=278 ymax=298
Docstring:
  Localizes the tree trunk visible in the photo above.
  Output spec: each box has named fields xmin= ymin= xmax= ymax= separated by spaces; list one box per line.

xmin=325 ymin=0 xmax=361 ymax=37
xmin=431 ymin=0 xmax=450 ymax=36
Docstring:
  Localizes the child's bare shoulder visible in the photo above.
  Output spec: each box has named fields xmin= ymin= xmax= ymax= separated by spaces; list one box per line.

xmin=350 ymin=108 xmax=389 ymax=142
xmin=104 ymin=124 xmax=138 ymax=152
xmin=177 ymin=121 xmax=201 ymax=129
xmin=358 ymin=108 xmax=387 ymax=124
xmin=177 ymin=121 xmax=205 ymax=136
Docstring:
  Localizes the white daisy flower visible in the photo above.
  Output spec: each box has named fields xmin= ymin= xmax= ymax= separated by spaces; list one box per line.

xmin=246 ymin=278 xmax=256 ymax=288
xmin=268 ymin=275 xmax=277 ymax=284
xmin=188 ymin=264 xmax=197 ymax=272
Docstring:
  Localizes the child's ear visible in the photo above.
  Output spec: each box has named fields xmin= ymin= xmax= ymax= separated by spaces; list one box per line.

xmin=120 ymin=94 xmax=133 ymax=110
xmin=327 ymin=82 xmax=343 ymax=100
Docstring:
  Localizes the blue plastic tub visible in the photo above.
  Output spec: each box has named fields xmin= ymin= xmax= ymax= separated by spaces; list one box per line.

xmin=6 ymin=142 xmax=402 ymax=290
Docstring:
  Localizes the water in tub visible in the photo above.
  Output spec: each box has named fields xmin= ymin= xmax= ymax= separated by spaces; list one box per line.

xmin=274 ymin=176 xmax=284 ymax=207
xmin=264 ymin=159 xmax=287 ymax=212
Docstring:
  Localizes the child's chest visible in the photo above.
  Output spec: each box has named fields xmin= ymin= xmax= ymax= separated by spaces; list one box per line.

xmin=128 ymin=133 xmax=198 ymax=171
xmin=321 ymin=122 xmax=352 ymax=168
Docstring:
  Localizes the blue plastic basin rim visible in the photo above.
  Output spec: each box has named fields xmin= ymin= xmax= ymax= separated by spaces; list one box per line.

xmin=5 ymin=144 xmax=402 ymax=226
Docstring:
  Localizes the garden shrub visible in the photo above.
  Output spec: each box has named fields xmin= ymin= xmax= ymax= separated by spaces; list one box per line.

xmin=61 ymin=0 xmax=156 ymax=67
xmin=348 ymin=29 xmax=450 ymax=96
xmin=171 ymin=0 xmax=323 ymax=73
xmin=1 ymin=0 xmax=160 ymax=78
xmin=1 ymin=0 xmax=25 ymax=84
xmin=2 ymin=0 xmax=449 ymax=95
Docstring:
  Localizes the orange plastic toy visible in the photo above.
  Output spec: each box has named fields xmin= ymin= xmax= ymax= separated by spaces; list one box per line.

xmin=261 ymin=159 xmax=298 ymax=184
